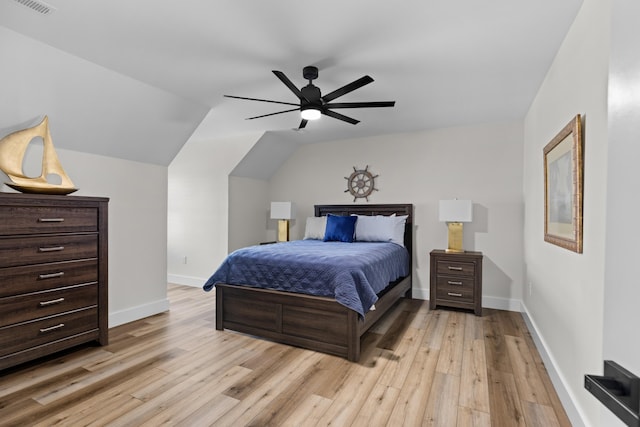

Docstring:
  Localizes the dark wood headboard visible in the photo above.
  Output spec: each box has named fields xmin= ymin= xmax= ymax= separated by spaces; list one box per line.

xmin=314 ymin=204 xmax=414 ymax=258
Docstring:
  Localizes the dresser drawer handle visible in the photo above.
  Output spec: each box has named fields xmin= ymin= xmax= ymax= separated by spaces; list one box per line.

xmin=39 ymin=272 xmax=65 ymax=280
xmin=39 ymin=298 xmax=65 ymax=307
xmin=447 ymin=292 xmax=463 ymax=297
xmin=38 ymin=246 xmax=65 ymax=252
xmin=39 ymin=323 xmax=65 ymax=333
xmin=447 ymin=266 xmax=463 ymax=271
xmin=38 ymin=218 xmax=65 ymax=223
xmin=447 ymin=281 xmax=463 ymax=285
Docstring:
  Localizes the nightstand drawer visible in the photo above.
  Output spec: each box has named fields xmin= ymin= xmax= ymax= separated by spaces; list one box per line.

xmin=435 ymin=275 xmax=475 ymax=289
xmin=436 ymin=286 xmax=474 ymax=303
xmin=0 ymin=284 xmax=98 ymax=327
xmin=436 ymin=260 xmax=476 ymax=276
xmin=0 ymin=206 xmax=98 ymax=236
xmin=0 ymin=234 xmax=98 ymax=268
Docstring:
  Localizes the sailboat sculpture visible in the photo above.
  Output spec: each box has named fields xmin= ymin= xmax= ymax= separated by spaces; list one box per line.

xmin=0 ymin=116 xmax=77 ymax=195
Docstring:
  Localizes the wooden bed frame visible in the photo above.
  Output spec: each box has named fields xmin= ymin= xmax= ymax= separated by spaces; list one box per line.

xmin=215 ymin=203 xmax=413 ymax=362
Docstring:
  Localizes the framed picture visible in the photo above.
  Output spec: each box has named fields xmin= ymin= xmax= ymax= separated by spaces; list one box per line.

xmin=544 ymin=114 xmax=583 ymax=253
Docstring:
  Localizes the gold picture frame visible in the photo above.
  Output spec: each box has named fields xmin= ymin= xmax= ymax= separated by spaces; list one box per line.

xmin=544 ymin=114 xmax=583 ymax=253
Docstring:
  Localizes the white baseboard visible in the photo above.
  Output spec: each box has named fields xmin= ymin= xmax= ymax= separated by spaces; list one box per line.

xmin=412 ymin=288 xmax=430 ymax=300
xmin=167 ymin=274 xmax=207 ymax=288
xmin=483 ymin=295 xmax=522 ymax=312
xmin=520 ymin=302 xmax=587 ymax=427
xmin=109 ymin=298 xmax=170 ymax=328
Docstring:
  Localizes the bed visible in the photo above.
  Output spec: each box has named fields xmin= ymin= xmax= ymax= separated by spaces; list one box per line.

xmin=206 ymin=203 xmax=413 ymax=362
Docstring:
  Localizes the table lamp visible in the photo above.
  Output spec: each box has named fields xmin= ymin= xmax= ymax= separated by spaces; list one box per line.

xmin=270 ymin=201 xmax=295 ymax=242
xmin=439 ymin=199 xmax=473 ymax=252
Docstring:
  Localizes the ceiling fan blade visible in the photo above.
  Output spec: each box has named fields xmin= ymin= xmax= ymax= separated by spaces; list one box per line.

xmin=272 ymin=70 xmax=309 ymax=102
xmin=224 ymin=95 xmax=299 ymax=107
xmin=245 ymin=108 xmax=300 ymax=120
xmin=325 ymin=101 xmax=395 ymax=109
xmin=298 ymin=119 xmax=308 ymax=129
xmin=322 ymin=109 xmax=360 ymax=125
xmin=321 ymin=75 xmax=374 ymax=103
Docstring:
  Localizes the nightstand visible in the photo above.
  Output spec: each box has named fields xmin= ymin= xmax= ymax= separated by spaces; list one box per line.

xmin=429 ymin=249 xmax=483 ymax=316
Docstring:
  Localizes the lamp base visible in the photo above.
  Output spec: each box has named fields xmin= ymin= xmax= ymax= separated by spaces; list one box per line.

xmin=446 ymin=222 xmax=465 ymax=253
xmin=277 ymin=219 xmax=290 ymax=242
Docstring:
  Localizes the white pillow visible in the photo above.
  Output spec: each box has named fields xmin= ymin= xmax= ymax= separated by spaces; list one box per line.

xmin=352 ymin=214 xmax=407 ymax=247
xmin=389 ymin=214 xmax=408 ymax=247
xmin=353 ymin=215 xmax=393 ymax=243
xmin=303 ymin=216 xmax=327 ymax=240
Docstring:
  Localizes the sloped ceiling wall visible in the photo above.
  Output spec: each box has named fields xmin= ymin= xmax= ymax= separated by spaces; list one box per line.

xmin=0 ymin=26 xmax=209 ymax=166
xmin=230 ymin=130 xmax=303 ymax=180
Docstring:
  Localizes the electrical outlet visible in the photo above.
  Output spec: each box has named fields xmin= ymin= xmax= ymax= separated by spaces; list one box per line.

xmin=183 ymin=256 xmax=187 ymax=264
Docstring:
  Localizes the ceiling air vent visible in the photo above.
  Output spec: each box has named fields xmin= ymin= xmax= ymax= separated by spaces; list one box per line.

xmin=12 ymin=0 xmax=56 ymax=15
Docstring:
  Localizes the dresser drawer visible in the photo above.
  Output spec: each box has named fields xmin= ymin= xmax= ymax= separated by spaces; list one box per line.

xmin=0 ymin=206 xmax=98 ymax=236
xmin=0 ymin=284 xmax=97 ymax=327
xmin=0 ymin=234 xmax=97 ymax=268
xmin=0 ymin=259 xmax=98 ymax=297
xmin=436 ymin=286 xmax=474 ymax=303
xmin=436 ymin=260 xmax=476 ymax=276
xmin=0 ymin=307 xmax=98 ymax=358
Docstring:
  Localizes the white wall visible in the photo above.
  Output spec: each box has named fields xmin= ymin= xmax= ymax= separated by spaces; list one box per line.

xmin=167 ymin=133 xmax=261 ymax=287
xmin=228 ymin=176 xmax=270 ymax=252
xmin=170 ymin=122 xmax=525 ymax=308
xmin=522 ymin=0 xmax=610 ymax=425
xmin=601 ymin=1 xmax=640 ymax=426
xmin=1 ymin=147 xmax=170 ymax=328
xmin=267 ymin=122 xmax=525 ymax=307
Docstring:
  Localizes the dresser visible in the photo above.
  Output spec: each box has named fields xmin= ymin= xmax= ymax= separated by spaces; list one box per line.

xmin=429 ymin=249 xmax=483 ymax=316
xmin=0 ymin=193 xmax=108 ymax=370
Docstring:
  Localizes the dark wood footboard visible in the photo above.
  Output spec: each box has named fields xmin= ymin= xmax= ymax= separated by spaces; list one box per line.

xmin=216 ymin=274 xmax=411 ymax=362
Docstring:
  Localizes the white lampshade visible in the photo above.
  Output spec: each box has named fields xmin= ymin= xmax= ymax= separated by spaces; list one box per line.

xmin=270 ymin=201 xmax=295 ymax=220
xmin=439 ymin=199 xmax=473 ymax=222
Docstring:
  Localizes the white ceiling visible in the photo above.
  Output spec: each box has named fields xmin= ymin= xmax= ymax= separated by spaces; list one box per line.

xmin=0 ymin=0 xmax=583 ymax=167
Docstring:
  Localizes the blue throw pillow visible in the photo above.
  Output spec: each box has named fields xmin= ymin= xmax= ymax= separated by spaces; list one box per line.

xmin=323 ymin=214 xmax=357 ymax=243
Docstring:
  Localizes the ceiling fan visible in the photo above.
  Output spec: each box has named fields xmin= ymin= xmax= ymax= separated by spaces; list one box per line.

xmin=224 ymin=66 xmax=395 ymax=129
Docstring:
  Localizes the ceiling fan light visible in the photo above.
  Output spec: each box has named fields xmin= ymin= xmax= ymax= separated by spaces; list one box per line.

xmin=301 ymin=107 xmax=321 ymax=121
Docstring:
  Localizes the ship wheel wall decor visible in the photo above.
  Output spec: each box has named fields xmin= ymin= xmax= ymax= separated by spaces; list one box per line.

xmin=344 ymin=165 xmax=378 ymax=202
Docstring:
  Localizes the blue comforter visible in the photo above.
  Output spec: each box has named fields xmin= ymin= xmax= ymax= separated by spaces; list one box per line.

xmin=203 ymin=240 xmax=410 ymax=316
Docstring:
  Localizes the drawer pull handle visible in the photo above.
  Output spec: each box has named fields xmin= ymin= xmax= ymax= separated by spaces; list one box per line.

xmin=39 ymin=323 xmax=65 ymax=333
xmin=447 ymin=292 xmax=463 ymax=297
xmin=448 ymin=266 xmax=463 ymax=271
xmin=38 ymin=246 xmax=65 ymax=252
xmin=39 ymin=298 xmax=65 ymax=307
xmin=39 ymin=272 xmax=65 ymax=280
xmin=448 ymin=281 xmax=463 ymax=285
xmin=38 ymin=218 xmax=65 ymax=223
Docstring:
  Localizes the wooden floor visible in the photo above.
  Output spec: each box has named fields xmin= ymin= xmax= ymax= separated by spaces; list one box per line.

xmin=0 ymin=284 xmax=571 ymax=426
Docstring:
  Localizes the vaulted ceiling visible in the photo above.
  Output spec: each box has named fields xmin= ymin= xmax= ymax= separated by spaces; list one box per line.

xmin=0 ymin=0 xmax=582 ymax=167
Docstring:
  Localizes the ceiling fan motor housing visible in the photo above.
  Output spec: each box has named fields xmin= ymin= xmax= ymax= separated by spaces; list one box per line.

xmin=303 ymin=66 xmax=319 ymax=81
xmin=301 ymin=85 xmax=322 ymax=106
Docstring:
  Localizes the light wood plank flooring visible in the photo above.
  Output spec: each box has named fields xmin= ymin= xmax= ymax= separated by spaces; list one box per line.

xmin=0 ymin=284 xmax=571 ymax=426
